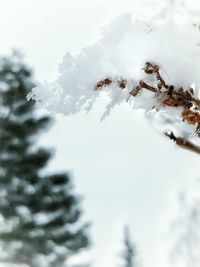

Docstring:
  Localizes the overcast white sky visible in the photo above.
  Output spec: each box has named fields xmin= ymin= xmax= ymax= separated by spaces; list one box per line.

xmin=1 ymin=1 xmax=200 ymax=267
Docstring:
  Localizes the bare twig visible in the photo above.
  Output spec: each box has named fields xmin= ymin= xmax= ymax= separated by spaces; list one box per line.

xmin=165 ymin=131 xmax=200 ymax=154
xmin=144 ymin=62 xmax=168 ymax=89
xmin=139 ymin=80 xmax=157 ymax=93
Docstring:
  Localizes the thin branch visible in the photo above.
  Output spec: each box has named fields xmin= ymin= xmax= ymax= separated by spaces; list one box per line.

xmin=165 ymin=131 xmax=200 ymax=154
xmin=139 ymin=80 xmax=157 ymax=93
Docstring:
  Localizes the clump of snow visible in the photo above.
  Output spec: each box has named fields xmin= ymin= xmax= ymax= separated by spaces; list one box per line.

xmin=28 ymin=14 xmax=200 ymax=137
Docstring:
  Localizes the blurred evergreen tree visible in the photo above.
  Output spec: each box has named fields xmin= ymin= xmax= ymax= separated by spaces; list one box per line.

xmin=121 ymin=226 xmax=137 ymax=267
xmin=0 ymin=52 xmax=90 ymax=267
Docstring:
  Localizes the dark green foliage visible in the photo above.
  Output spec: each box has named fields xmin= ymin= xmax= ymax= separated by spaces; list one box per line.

xmin=121 ymin=226 xmax=137 ymax=267
xmin=0 ymin=52 xmax=90 ymax=267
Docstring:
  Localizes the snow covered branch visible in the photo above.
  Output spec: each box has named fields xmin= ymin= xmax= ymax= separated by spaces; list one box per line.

xmin=28 ymin=15 xmax=200 ymax=154
xmin=95 ymin=61 xmax=200 ymax=153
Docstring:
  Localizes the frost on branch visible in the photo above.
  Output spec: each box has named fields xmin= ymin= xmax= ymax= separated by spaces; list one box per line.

xmin=95 ymin=61 xmax=200 ymax=154
xmin=28 ymin=15 xmax=200 ymax=153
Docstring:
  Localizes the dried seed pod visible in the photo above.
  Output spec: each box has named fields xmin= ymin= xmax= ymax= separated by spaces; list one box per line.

xmin=182 ymin=109 xmax=200 ymax=125
xmin=96 ymin=78 xmax=112 ymax=89
xmin=162 ymin=97 xmax=180 ymax=107
xmin=118 ymin=79 xmax=127 ymax=89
